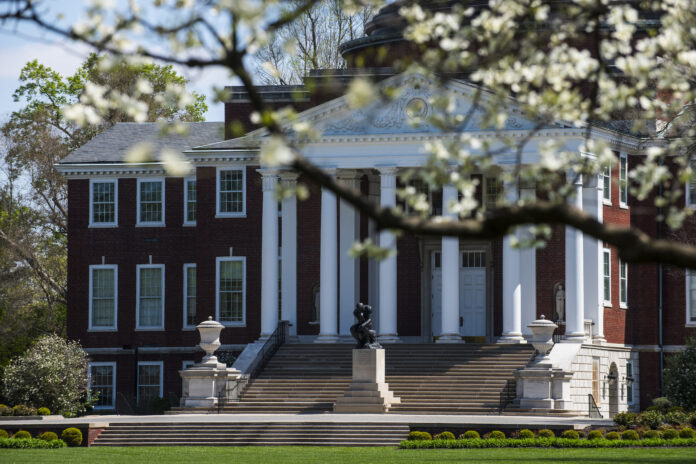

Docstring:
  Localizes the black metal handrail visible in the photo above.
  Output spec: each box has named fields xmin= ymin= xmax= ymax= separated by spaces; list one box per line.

xmin=217 ymin=320 xmax=290 ymax=412
xmin=498 ymin=379 xmax=516 ymax=414
xmin=588 ymin=394 xmax=603 ymax=418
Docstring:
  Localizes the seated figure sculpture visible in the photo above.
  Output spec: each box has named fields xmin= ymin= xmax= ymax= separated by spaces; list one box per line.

xmin=350 ymin=303 xmax=382 ymax=349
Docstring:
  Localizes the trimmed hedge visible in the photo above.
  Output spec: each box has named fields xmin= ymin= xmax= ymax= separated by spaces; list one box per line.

xmin=562 ymin=430 xmax=579 ymax=439
xmin=12 ymin=404 xmax=36 ymax=416
xmin=662 ymin=428 xmax=679 ymax=439
xmin=680 ymin=428 xmax=696 ymax=439
xmin=622 ymin=430 xmax=639 ymax=440
xmin=60 ymin=427 xmax=83 ymax=447
xmin=0 ymin=438 xmax=66 ymax=449
xmin=36 ymin=407 xmax=51 ymax=416
xmin=38 ymin=431 xmax=58 ymax=441
xmin=0 ymin=429 xmax=8 ymax=439
xmin=460 ymin=431 xmax=480 ymax=439
xmin=643 ymin=430 xmax=660 ymax=439
xmin=606 ymin=432 xmax=620 ymax=440
xmin=434 ymin=431 xmax=455 ymax=440
xmin=407 ymin=431 xmax=432 ymax=441
xmin=587 ymin=430 xmax=604 ymax=440
xmin=12 ymin=430 xmax=31 ymax=439
xmin=489 ymin=431 xmax=506 ymax=439
xmin=518 ymin=429 xmax=535 ymax=439
xmin=0 ymin=405 xmax=11 ymax=416
xmin=537 ymin=429 xmax=555 ymax=438
xmin=399 ymin=437 xmax=696 ymax=449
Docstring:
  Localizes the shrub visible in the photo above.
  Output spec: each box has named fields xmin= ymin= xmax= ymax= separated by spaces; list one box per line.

xmin=460 ymin=430 xmax=480 ymax=439
xmin=434 ymin=431 xmax=455 ymax=440
xmin=666 ymin=410 xmax=688 ymax=426
xmin=537 ymin=429 xmax=555 ymax=438
xmin=488 ymin=431 xmax=506 ymax=439
xmin=12 ymin=404 xmax=36 ymax=416
xmin=407 ymin=431 xmax=432 ymax=441
xmin=643 ymin=429 xmax=660 ymax=439
xmin=0 ymin=430 xmax=7 ymax=439
xmin=60 ymin=427 xmax=82 ymax=447
xmin=36 ymin=407 xmax=50 ymax=416
xmin=151 ymin=397 xmax=171 ymax=415
xmin=665 ymin=340 xmax=696 ymax=411
xmin=639 ymin=410 xmax=664 ymax=429
xmin=689 ymin=413 xmax=696 ymax=428
xmin=669 ymin=406 xmax=685 ymax=413
xmin=679 ymin=427 xmax=696 ymax=439
xmin=561 ymin=430 xmax=579 ymax=439
xmin=1 ymin=335 xmax=89 ymax=416
xmin=621 ymin=430 xmax=639 ymax=440
xmin=13 ymin=430 xmax=31 ymax=439
xmin=0 ymin=438 xmax=66 ymax=449
xmin=613 ymin=412 xmax=637 ymax=428
xmin=652 ymin=397 xmax=672 ymax=413
xmin=517 ymin=429 xmax=534 ymax=439
xmin=605 ymin=431 xmax=620 ymax=440
xmin=38 ymin=431 xmax=58 ymax=441
xmin=662 ymin=428 xmax=679 ymax=439
xmin=587 ymin=430 xmax=604 ymax=440
xmin=0 ymin=405 xmax=11 ymax=416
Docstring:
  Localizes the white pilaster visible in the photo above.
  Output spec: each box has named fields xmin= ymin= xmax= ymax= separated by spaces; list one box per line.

xmin=259 ymin=170 xmax=279 ymax=339
xmin=280 ymin=172 xmax=298 ymax=337
xmin=500 ymin=180 xmax=524 ymax=343
xmin=338 ymin=171 xmax=361 ymax=336
xmin=316 ymin=171 xmax=339 ymax=343
xmin=584 ymin=173 xmax=605 ymax=342
xmin=367 ymin=175 xmax=380 ymax=333
xmin=438 ymin=184 xmax=463 ymax=343
xmin=377 ymin=167 xmax=399 ymax=343
xmin=565 ymin=174 xmax=585 ymax=341
xmin=520 ymin=187 xmax=537 ymax=339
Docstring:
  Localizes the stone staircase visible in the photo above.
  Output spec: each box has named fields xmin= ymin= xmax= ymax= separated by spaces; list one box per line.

xmin=219 ymin=343 xmax=533 ymax=415
xmin=91 ymin=422 xmax=410 ymax=446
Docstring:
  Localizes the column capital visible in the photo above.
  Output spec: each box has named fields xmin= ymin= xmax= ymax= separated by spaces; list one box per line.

xmin=257 ymin=169 xmax=279 ymax=192
xmin=278 ymin=170 xmax=299 ymax=181
xmin=377 ymin=166 xmax=398 ymax=189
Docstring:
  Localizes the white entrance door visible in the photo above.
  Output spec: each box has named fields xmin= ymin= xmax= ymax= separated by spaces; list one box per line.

xmin=430 ymin=251 xmax=442 ymax=337
xmin=460 ymin=251 xmax=487 ymax=337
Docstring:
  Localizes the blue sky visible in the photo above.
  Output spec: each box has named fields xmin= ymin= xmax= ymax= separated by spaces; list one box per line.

xmin=0 ymin=0 xmax=227 ymax=122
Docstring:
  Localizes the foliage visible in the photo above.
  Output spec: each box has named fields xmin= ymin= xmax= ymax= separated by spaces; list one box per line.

xmin=537 ymin=429 xmax=555 ymax=438
xmin=0 ymin=429 xmax=7 ymax=438
xmin=0 ymin=404 xmax=12 ymax=416
xmin=36 ymin=407 xmax=50 ymax=416
xmin=12 ymin=430 xmax=31 ymax=439
xmin=613 ymin=412 xmax=637 ymax=428
xmin=662 ymin=428 xmax=679 ymax=440
xmin=12 ymin=404 xmax=36 ymax=416
xmin=407 ymin=431 xmax=431 ymax=441
xmin=605 ymin=432 xmax=620 ymax=441
xmin=518 ymin=429 xmax=535 ymax=439
xmin=460 ymin=430 xmax=480 ymax=439
xmin=489 ymin=431 xmax=506 ymax=439
xmin=666 ymin=411 xmax=688 ymax=426
xmin=562 ymin=430 xmax=580 ymax=440
xmin=151 ymin=397 xmax=171 ymax=415
xmin=0 ymin=437 xmax=66 ymax=449
xmin=652 ymin=397 xmax=673 ymax=414
xmin=639 ymin=410 xmax=664 ymax=429
xmin=433 ymin=431 xmax=455 ymax=440
xmin=1 ymin=335 xmax=88 ymax=415
xmin=665 ymin=339 xmax=696 ymax=411
xmin=399 ymin=437 xmax=696 ymax=449
xmin=38 ymin=431 xmax=58 ymax=441
xmin=621 ymin=430 xmax=639 ymax=441
xmin=689 ymin=413 xmax=696 ymax=428
xmin=60 ymin=428 xmax=82 ymax=447
xmin=680 ymin=428 xmax=696 ymax=439
xmin=587 ymin=430 xmax=604 ymax=440
xmin=643 ymin=430 xmax=660 ymax=439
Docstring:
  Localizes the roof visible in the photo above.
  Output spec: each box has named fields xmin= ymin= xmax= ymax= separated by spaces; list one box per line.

xmin=58 ymin=122 xmax=225 ymax=164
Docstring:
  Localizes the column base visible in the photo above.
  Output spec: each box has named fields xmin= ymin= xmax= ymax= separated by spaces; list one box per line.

xmin=562 ymin=332 xmax=586 ymax=343
xmin=498 ymin=333 xmax=526 ymax=344
xmin=376 ymin=334 xmax=400 ymax=344
xmin=314 ymin=334 xmax=340 ymax=343
xmin=436 ymin=333 xmax=464 ymax=344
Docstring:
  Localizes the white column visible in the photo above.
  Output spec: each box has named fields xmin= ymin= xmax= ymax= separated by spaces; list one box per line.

xmin=280 ymin=172 xmax=298 ymax=337
xmin=565 ymin=174 xmax=585 ymax=341
xmin=367 ymin=175 xmax=380 ymax=333
xmin=520 ymin=187 xmax=537 ymax=339
xmin=338 ymin=171 xmax=361 ymax=337
xmin=377 ymin=167 xmax=399 ymax=343
xmin=438 ymin=184 xmax=463 ymax=343
xmin=583 ymin=173 xmax=605 ymax=342
xmin=316 ymin=173 xmax=339 ymax=343
xmin=259 ymin=170 xmax=279 ymax=339
xmin=500 ymin=180 xmax=524 ymax=343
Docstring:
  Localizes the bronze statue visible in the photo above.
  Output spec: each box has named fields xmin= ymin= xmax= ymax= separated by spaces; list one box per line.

xmin=350 ymin=303 xmax=382 ymax=349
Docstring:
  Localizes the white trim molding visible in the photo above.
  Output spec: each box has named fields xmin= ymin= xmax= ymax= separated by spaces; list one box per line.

xmin=216 ymin=256 xmax=247 ymax=327
xmin=136 ymin=264 xmax=165 ymax=330
xmin=603 ymin=248 xmax=612 ymax=307
xmin=619 ymin=152 xmax=628 ymax=209
xmin=137 ymin=178 xmax=166 ymax=227
xmin=183 ymin=263 xmax=197 ymax=329
xmin=216 ymin=167 xmax=247 ymax=218
xmin=88 ymin=264 xmax=118 ymax=331
xmin=686 ymin=270 xmax=696 ymax=326
xmin=89 ymin=178 xmax=118 ymax=228
xmin=183 ymin=176 xmax=197 ymax=226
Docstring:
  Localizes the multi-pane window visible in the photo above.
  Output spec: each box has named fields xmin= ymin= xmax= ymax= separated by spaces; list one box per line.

xmin=619 ymin=154 xmax=628 ymax=207
xmin=184 ymin=264 xmax=196 ymax=327
xmin=462 ymin=250 xmax=486 ymax=268
xmin=89 ymin=362 xmax=116 ymax=409
xmin=687 ymin=271 xmax=696 ymax=324
xmin=137 ymin=362 xmax=162 ymax=406
xmin=90 ymin=180 xmax=117 ymax=225
xmin=184 ymin=178 xmax=196 ymax=224
xmin=689 ymin=162 xmax=696 ymax=206
xmin=619 ymin=259 xmax=628 ymax=307
xmin=137 ymin=265 xmax=164 ymax=329
xmin=90 ymin=265 xmax=117 ymax=330
xmin=603 ymin=248 xmax=611 ymax=304
xmin=138 ymin=180 xmax=164 ymax=225
xmin=485 ymin=177 xmax=503 ymax=210
xmin=626 ymin=361 xmax=634 ymax=405
xmin=217 ymin=257 xmax=245 ymax=325
xmin=603 ymin=166 xmax=611 ymax=202
xmin=218 ymin=169 xmax=245 ymax=215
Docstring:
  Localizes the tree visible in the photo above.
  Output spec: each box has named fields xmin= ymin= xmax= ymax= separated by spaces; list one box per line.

xmin=2 ymin=0 xmax=696 ymax=268
xmin=1 ymin=334 xmax=89 ymax=415
xmin=664 ymin=338 xmax=696 ymax=411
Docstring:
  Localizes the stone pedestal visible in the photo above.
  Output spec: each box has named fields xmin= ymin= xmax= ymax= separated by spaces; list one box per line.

xmin=334 ymin=349 xmax=400 ymax=413
xmin=180 ymin=362 xmax=240 ymax=408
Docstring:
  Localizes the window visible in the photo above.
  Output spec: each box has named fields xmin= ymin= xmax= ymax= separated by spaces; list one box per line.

xmin=485 ymin=177 xmax=503 ymax=210
xmin=89 ymin=362 xmax=116 ymax=409
xmin=136 ymin=264 xmax=164 ymax=329
xmin=137 ymin=179 xmax=165 ymax=225
xmin=619 ymin=154 xmax=628 ymax=207
xmin=184 ymin=178 xmax=196 ymax=225
xmin=602 ymin=166 xmax=611 ymax=203
xmin=687 ymin=270 xmax=696 ymax=324
xmin=216 ymin=257 xmax=245 ymax=326
xmin=688 ymin=161 xmax=696 ymax=207
xmin=461 ymin=250 xmax=486 ymax=268
xmin=603 ymin=248 xmax=611 ymax=305
xmin=90 ymin=180 xmax=118 ymax=226
xmin=137 ymin=361 xmax=162 ymax=406
xmin=89 ymin=265 xmax=117 ymax=330
xmin=626 ymin=361 xmax=634 ymax=405
xmin=619 ymin=259 xmax=628 ymax=308
xmin=217 ymin=168 xmax=245 ymax=216
xmin=183 ymin=264 xmax=196 ymax=328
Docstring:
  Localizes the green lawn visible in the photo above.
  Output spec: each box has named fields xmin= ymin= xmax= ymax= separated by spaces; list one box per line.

xmin=2 ymin=447 xmax=696 ymax=464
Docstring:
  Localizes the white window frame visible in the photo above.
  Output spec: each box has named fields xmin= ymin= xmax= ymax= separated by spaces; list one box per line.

xmin=137 ymin=361 xmax=163 ymax=405
xmin=183 ymin=263 xmax=197 ymax=329
xmin=89 ymin=179 xmax=118 ymax=227
xmin=216 ymin=167 xmax=246 ymax=218
xmin=603 ymin=248 xmax=612 ymax=306
xmin=181 ymin=360 xmax=195 ymax=396
xmin=686 ymin=270 xmax=696 ymax=326
xmin=137 ymin=178 xmax=166 ymax=227
xmin=88 ymin=264 xmax=118 ymax=331
xmin=619 ymin=153 xmax=628 ymax=209
xmin=688 ymin=160 xmax=696 ymax=208
xmin=602 ymin=166 xmax=611 ymax=205
xmin=626 ymin=361 xmax=634 ymax=405
xmin=88 ymin=361 xmax=117 ymax=409
xmin=183 ymin=177 xmax=196 ymax=226
xmin=136 ymin=264 xmax=165 ymax=330
xmin=215 ymin=256 xmax=246 ymax=327
xmin=619 ymin=259 xmax=628 ymax=309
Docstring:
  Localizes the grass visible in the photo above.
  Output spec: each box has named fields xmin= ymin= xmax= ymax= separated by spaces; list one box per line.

xmin=1 ymin=446 xmax=696 ymax=464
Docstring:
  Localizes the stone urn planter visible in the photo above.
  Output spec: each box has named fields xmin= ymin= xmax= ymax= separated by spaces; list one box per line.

xmin=528 ymin=315 xmax=557 ymax=366
xmin=197 ymin=316 xmax=225 ymax=366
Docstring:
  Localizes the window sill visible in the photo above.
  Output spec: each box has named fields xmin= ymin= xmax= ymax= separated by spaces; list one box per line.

xmin=88 ymin=327 xmax=117 ymax=332
xmin=134 ymin=327 xmax=165 ymax=331
xmin=136 ymin=223 xmax=165 ymax=228
xmin=619 ymin=204 xmax=628 ymax=210
xmin=92 ymin=406 xmax=115 ymax=410
xmin=215 ymin=214 xmax=247 ymax=219
xmin=182 ymin=222 xmax=196 ymax=227
xmin=220 ymin=322 xmax=246 ymax=327
xmin=603 ymin=302 xmax=612 ymax=308
xmin=619 ymin=303 xmax=628 ymax=310
xmin=602 ymin=200 xmax=612 ymax=206
xmin=89 ymin=223 xmax=118 ymax=228
xmin=685 ymin=322 xmax=696 ymax=327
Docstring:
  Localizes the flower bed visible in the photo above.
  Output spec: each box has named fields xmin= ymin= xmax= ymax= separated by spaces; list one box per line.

xmin=399 ymin=437 xmax=696 ymax=449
